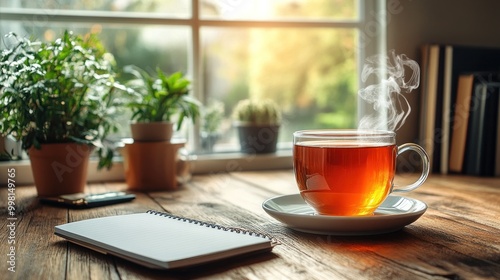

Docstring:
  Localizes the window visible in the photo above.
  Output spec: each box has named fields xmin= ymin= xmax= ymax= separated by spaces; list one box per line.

xmin=0 ymin=0 xmax=386 ymax=178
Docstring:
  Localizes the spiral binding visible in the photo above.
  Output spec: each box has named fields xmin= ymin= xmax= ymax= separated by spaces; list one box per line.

xmin=146 ymin=210 xmax=279 ymax=245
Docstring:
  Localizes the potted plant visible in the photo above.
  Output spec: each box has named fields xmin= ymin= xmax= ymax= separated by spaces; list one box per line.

xmin=121 ymin=65 xmax=201 ymax=190
xmin=0 ymin=31 xmax=127 ymax=196
xmin=124 ymin=65 xmax=200 ymax=141
xmin=201 ymin=100 xmax=225 ymax=152
xmin=233 ymin=99 xmax=282 ymax=154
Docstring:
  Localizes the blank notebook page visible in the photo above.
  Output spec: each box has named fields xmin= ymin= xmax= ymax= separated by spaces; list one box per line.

xmin=55 ymin=212 xmax=272 ymax=269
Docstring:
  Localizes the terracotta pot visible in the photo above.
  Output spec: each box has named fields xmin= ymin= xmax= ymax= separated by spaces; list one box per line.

xmin=236 ymin=124 xmax=280 ymax=154
xmin=122 ymin=140 xmax=186 ymax=191
xmin=130 ymin=122 xmax=174 ymax=142
xmin=28 ymin=143 xmax=93 ymax=197
xmin=0 ymin=136 xmax=6 ymax=157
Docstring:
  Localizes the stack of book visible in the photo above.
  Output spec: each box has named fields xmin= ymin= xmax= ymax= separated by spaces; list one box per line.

xmin=419 ymin=44 xmax=500 ymax=177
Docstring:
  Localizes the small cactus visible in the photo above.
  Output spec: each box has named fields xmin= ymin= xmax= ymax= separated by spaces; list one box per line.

xmin=233 ymin=99 xmax=281 ymax=125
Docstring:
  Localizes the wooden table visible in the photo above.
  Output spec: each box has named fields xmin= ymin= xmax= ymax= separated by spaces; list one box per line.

xmin=1 ymin=170 xmax=500 ymax=279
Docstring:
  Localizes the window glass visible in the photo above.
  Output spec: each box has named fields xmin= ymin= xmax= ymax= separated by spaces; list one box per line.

xmin=201 ymin=27 xmax=358 ymax=152
xmin=0 ymin=21 xmax=190 ymax=139
xmin=0 ymin=0 xmax=190 ymax=16
xmin=0 ymin=0 xmax=361 ymax=156
xmin=200 ymin=0 xmax=358 ymax=20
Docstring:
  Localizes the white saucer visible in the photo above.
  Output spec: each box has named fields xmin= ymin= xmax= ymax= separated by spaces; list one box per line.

xmin=262 ymin=194 xmax=427 ymax=235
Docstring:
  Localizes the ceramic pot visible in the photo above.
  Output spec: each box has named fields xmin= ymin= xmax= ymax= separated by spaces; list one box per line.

xmin=236 ymin=123 xmax=280 ymax=154
xmin=122 ymin=140 xmax=186 ymax=191
xmin=130 ymin=121 xmax=174 ymax=142
xmin=28 ymin=143 xmax=93 ymax=197
xmin=201 ymin=132 xmax=220 ymax=153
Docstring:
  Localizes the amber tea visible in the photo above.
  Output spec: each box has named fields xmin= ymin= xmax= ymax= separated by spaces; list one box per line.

xmin=293 ymin=130 xmax=429 ymax=216
xmin=294 ymin=142 xmax=396 ymax=216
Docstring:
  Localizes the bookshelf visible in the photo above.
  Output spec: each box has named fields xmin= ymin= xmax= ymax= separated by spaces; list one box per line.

xmin=386 ymin=0 xmax=500 ymax=149
xmin=419 ymin=44 xmax=500 ymax=176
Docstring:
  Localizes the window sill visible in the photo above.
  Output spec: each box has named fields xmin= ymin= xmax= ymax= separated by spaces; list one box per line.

xmin=0 ymin=150 xmax=293 ymax=186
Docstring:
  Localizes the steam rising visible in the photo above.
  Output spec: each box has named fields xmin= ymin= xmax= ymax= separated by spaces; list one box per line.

xmin=358 ymin=50 xmax=420 ymax=131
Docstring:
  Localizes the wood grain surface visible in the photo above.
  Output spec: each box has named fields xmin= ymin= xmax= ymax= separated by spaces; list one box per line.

xmin=1 ymin=170 xmax=499 ymax=279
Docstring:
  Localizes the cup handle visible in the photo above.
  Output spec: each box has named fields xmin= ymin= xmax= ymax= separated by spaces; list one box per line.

xmin=392 ymin=143 xmax=430 ymax=193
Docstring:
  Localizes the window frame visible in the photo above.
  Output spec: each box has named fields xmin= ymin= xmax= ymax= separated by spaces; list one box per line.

xmin=0 ymin=0 xmax=386 ymax=182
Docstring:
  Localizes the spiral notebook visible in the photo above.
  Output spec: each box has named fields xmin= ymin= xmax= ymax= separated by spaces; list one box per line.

xmin=54 ymin=210 xmax=276 ymax=270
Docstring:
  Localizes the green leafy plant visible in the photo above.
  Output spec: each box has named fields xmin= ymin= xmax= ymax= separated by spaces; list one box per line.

xmin=202 ymin=101 xmax=225 ymax=134
xmin=233 ymin=99 xmax=282 ymax=125
xmin=124 ymin=65 xmax=201 ymax=130
xmin=0 ymin=30 xmax=128 ymax=169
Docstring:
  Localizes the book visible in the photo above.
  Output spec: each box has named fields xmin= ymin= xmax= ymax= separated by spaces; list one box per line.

xmin=481 ymin=84 xmax=500 ymax=176
xmin=430 ymin=46 xmax=446 ymax=174
xmin=419 ymin=44 xmax=440 ymax=172
xmin=54 ymin=210 xmax=276 ymax=270
xmin=439 ymin=46 xmax=453 ymax=174
xmin=463 ymin=83 xmax=487 ymax=176
xmin=449 ymin=74 xmax=475 ymax=173
xmin=463 ymin=81 xmax=500 ymax=176
xmin=496 ymin=94 xmax=500 ymax=177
